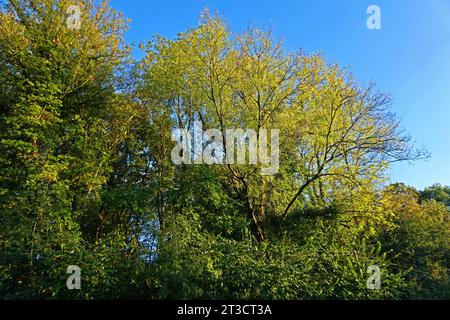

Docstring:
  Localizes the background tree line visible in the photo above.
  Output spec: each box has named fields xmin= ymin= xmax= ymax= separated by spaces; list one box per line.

xmin=0 ymin=0 xmax=448 ymax=299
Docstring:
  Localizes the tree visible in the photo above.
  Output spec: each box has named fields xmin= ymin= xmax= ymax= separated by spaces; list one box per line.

xmin=378 ymin=183 xmax=450 ymax=299
xmin=0 ymin=0 xmax=147 ymax=298
xmin=420 ymin=183 xmax=450 ymax=208
xmin=138 ymin=12 xmax=426 ymax=244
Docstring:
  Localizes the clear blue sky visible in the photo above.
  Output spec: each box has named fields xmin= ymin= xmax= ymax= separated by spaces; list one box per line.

xmin=110 ymin=0 xmax=450 ymax=190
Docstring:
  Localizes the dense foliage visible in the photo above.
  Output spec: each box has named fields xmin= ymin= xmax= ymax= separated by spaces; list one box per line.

xmin=0 ymin=1 xmax=448 ymax=299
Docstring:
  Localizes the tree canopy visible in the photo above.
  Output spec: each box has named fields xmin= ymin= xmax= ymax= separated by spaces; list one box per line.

xmin=0 ymin=1 xmax=448 ymax=300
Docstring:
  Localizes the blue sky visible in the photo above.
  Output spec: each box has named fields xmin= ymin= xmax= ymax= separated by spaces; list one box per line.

xmin=110 ymin=0 xmax=450 ymax=190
